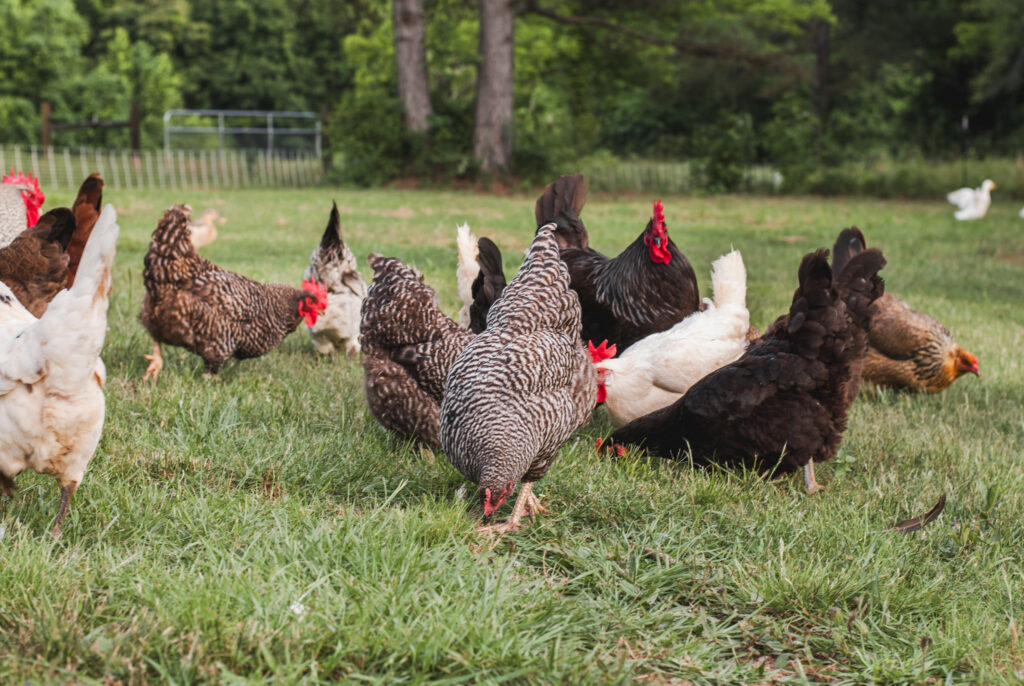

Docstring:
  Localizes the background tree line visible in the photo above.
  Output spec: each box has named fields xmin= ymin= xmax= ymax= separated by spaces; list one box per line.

xmin=1 ymin=0 xmax=1022 ymax=192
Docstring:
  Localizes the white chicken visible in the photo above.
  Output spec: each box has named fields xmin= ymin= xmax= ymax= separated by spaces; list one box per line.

xmin=0 ymin=203 xmax=119 ymax=536
xmin=596 ymin=249 xmax=750 ymax=427
xmin=947 ymin=179 xmax=995 ymax=220
xmin=305 ymin=202 xmax=366 ymax=357
xmin=456 ymin=222 xmax=479 ymax=329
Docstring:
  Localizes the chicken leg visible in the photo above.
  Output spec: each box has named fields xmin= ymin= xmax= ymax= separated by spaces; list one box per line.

xmin=143 ymin=341 xmax=163 ymax=382
xmin=803 ymin=460 xmax=823 ymax=495
xmin=51 ymin=481 xmax=78 ymax=537
xmin=477 ymin=482 xmax=546 ymax=535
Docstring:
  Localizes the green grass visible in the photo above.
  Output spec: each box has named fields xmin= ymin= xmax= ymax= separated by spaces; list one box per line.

xmin=1 ymin=188 xmax=1023 ymax=684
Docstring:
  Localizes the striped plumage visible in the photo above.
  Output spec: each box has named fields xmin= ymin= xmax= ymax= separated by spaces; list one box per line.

xmin=140 ymin=205 xmax=323 ymax=378
xmin=0 ymin=185 xmax=29 ymax=248
xmin=440 ymin=225 xmax=596 ymax=530
xmin=360 ymin=254 xmax=474 ymax=449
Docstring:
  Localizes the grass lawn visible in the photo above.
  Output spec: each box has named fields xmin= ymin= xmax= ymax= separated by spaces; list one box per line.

xmin=1 ymin=187 xmax=1023 ymax=683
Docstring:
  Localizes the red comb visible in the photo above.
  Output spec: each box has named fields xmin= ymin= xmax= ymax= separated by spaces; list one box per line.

xmin=299 ymin=279 xmax=328 ymax=326
xmin=653 ymin=199 xmax=665 ymax=233
xmin=588 ymin=340 xmax=617 ymax=364
xmin=2 ymin=170 xmax=44 ymax=227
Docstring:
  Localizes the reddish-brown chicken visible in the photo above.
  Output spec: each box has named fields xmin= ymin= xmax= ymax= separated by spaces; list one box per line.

xmin=536 ymin=174 xmax=700 ymax=351
xmin=600 ymin=247 xmax=886 ymax=494
xmin=0 ymin=208 xmax=76 ymax=316
xmin=66 ymin=173 xmax=104 ymax=287
xmin=139 ymin=205 xmax=326 ymax=381
xmin=833 ymin=227 xmax=979 ymax=393
xmin=360 ymin=254 xmax=474 ymax=449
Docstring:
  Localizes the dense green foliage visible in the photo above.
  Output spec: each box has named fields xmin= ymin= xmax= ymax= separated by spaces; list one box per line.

xmin=0 ymin=188 xmax=1021 ymax=681
xmin=0 ymin=0 xmax=1023 ymax=188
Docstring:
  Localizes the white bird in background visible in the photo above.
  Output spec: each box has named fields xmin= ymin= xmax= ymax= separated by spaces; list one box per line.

xmin=1019 ymin=206 xmax=1024 ymax=219
xmin=947 ymin=179 xmax=995 ymax=220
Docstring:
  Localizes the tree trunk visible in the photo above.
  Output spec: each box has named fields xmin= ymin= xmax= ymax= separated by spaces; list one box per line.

xmin=473 ymin=0 xmax=515 ymax=173
xmin=810 ymin=17 xmax=830 ymax=156
xmin=393 ymin=0 xmax=432 ymax=134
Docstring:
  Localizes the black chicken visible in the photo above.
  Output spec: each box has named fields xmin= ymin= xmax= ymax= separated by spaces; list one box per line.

xmin=535 ymin=174 xmax=700 ymax=351
xmin=600 ymin=246 xmax=886 ymax=494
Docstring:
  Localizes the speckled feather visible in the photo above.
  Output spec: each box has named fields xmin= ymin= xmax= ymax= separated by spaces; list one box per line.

xmin=440 ymin=226 xmax=596 ymax=497
xmin=305 ymin=203 xmax=366 ymax=356
xmin=360 ymin=255 xmax=474 ymax=449
xmin=605 ymin=248 xmax=886 ymax=476
xmin=140 ymin=205 xmax=316 ymax=373
xmin=0 ymin=185 xmax=28 ymax=249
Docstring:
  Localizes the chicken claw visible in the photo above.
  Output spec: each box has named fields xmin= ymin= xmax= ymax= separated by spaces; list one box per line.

xmin=142 ymin=342 xmax=163 ymax=382
xmin=476 ymin=482 xmax=546 ymax=535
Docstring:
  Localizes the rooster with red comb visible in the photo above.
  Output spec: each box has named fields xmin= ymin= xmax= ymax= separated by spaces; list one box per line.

xmin=1 ymin=171 xmax=45 ymax=248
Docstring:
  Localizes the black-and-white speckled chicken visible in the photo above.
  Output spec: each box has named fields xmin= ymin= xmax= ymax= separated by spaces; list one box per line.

xmin=305 ymin=202 xmax=365 ymax=357
xmin=360 ymin=254 xmax=474 ymax=449
xmin=440 ymin=224 xmax=596 ymax=533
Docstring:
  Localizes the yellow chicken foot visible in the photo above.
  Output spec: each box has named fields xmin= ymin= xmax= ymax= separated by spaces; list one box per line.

xmin=142 ymin=342 xmax=163 ymax=382
xmin=51 ymin=481 xmax=78 ymax=537
xmin=477 ymin=482 xmax=540 ymax=535
xmin=522 ymin=486 xmax=548 ymax=519
xmin=803 ymin=460 xmax=823 ymax=495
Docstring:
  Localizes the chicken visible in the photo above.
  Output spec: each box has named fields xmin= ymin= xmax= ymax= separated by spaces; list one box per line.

xmin=537 ymin=174 xmax=700 ymax=351
xmin=0 ymin=208 xmax=76 ymax=316
xmin=360 ymin=254 xmax=474 ymax=449
xmin=600 ymin=246 xmax=886 ymax=495
xmin=67 ymin=173 xmax=104 ymax=287
xmin=189 ymin=208 xmax=224 ymax=250
xmin=456 ymin=223 xmax=479 ymax=328
xmin=947 ymin=179 xmax=995 ymax=221
xmin=834 ymin=227 xmax=980 ymax=393
xmin=0 ymin=204 xmax=119 ymax=535
xmin=0 ymin=171 xmax=45 ymax=248
xmin=440 ymin=223 xmax=596 ymax=533
xmin=456 ymin=224 xmax=507 ymax=333
xmin=597 ymin=250 xmax=750 ymax=426
xmin=139 ymin=205 xmax=327 ymax=381
xmin=305 ymin=202 xmax=366 ymax=356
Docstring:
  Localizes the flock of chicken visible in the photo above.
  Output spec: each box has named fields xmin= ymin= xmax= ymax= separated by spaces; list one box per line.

xmin=0 ymin=172 xmax=979 ymax=535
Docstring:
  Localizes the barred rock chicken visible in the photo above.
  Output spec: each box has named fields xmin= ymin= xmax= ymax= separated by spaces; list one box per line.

xmin=601 ymin=247 xmax=886 ymax=494
xmin=0 ymin=204 xmax=119 ymax=536
xmin=440 ymin=224 xmax=596 ymax=533
xmin=0 ymin=171 xmax=45 ymax=248
xmin=537 ymin=174 xmax=700 ymax=351
xmin=305 ymin=202 xmax=365 ymax=356
xmin=139 ymin=205 xmax=327 ymax=381
xmin=597 ymin=250 xmax=750 ymax=426
xmin=360 ymin=254 xmax=474 ymax=449
xmin=834 ymin=227 xmax=979 ymax=393
xmin=456 ymin=224 xmax=507 ymax=333
xmin=0 ymin=208 xmax=76 ymax=316
xmin=67 ymin=173 xmax=104 ymax=287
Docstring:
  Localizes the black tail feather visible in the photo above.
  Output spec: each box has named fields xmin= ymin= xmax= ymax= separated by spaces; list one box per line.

xmin=469 ymin=237 xmax=507 ymax=333
xmin=320 ymin=201 xmax=342 ymax=251
xmin=535 ymin=174 xmax=588 ymax=225
xmin=831 ymin=227 xmax=866 ymax=278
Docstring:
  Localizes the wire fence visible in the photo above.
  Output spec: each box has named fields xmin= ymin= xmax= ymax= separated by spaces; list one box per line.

xmin=0 ymin=145 xmax=324 ymax=191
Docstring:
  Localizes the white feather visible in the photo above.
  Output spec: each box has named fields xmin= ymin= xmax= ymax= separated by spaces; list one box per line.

xmin=455 ymin=222 xmax=479 ymax=328
xmin=597 ymin=250 xmax=750 ymax=427
xmin=947 ymin=179 xmax=995 ymax=220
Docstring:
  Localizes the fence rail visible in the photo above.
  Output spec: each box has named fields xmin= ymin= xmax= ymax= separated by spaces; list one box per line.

xmin=0 ymin=145 xmax=323 ymax=191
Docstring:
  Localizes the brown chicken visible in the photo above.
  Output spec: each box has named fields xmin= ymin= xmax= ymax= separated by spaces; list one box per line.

xmin=67 ymin=173 xmax=104 ymax=287
xmin=833 ymin=227 xmax=979 ymax=393
xmin=360 ymin=254 xmax=474 ymax=449
xmin=601 ymin=247 xmax=886 ymax=494
xmin=0 ymin=208 xmax=76 ymax=316
xmin=139 ymin=205 xmax=327 ymax=381
xmin=440 ymin=224 xmax=596 ymax=533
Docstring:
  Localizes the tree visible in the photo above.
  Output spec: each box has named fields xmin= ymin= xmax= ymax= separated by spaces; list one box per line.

xmin=473 ymin=0 xmax=515 ymax=173
xmin=393 ymin=0 xmax=432 ymax=134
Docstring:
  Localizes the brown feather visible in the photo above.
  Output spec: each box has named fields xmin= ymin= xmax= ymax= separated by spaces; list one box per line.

xmin=67 ymin=173 xmax=103 ymax=287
